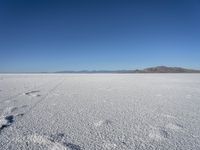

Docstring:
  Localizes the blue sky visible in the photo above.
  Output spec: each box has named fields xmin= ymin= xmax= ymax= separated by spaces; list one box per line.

xmin=0 ymin=0 xmax=200 ymax=72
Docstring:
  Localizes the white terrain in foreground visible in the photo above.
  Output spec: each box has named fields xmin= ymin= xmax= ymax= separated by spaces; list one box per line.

xmin=0 ymin=74 xmax=200 ymax=150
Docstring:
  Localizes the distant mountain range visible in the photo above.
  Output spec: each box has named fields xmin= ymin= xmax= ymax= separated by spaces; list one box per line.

xmin=57 ymin=66 xmax=200 ymax=73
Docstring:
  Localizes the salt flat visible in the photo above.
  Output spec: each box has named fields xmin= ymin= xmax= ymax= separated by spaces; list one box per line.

xmin=0 ymin=74 xmax=200 ymax=150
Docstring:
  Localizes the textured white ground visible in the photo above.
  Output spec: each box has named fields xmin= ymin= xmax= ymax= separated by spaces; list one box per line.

xmin=0 ymin=74 xmax=200 ymax=150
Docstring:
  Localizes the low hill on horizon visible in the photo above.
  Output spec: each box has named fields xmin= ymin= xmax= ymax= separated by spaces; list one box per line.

xmin=57 ymin=66 xmax=200 ymax=73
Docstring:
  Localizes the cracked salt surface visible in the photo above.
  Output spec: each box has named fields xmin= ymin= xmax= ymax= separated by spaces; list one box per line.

xmin=0 ymin=74 xmax=200 ymax=149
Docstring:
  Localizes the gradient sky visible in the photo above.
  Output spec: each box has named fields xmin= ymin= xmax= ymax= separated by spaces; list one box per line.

xmin=0 ymin=0 xmax=200 ymax=72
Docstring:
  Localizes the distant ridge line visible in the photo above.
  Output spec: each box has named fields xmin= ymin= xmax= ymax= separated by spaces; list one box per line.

xmin=1 ymin=66 xmax=200 ymax=74
xmin=56 ymin=66 xmax=200 ymax=73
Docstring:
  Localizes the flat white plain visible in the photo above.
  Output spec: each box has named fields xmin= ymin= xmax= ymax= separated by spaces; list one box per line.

xmin=0 ymin=74 xmax=200 ymax=150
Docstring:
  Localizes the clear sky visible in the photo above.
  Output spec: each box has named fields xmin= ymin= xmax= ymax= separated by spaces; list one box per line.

xmin=0 ymin=0 xmax=200 ymax=72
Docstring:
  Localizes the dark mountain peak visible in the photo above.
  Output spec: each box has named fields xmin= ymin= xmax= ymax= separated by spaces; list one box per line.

xmin=142 ymin=66 xmax=200 ymax=73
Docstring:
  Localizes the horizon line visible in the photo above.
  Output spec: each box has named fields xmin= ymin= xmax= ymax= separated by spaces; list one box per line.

xmin=1 ymin=66 xmax=200 ymax=74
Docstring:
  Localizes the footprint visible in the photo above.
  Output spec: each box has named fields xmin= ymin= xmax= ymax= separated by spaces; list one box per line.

xmin=2 ymin=107 xmax=18 ymax=115
xmin=0 ymin=105 xmax=27 ymax=133
xmin=10 ymin=107 xmax=18 ymax=113
xmin=149 ymin=127 xmax=169 ymax=141
xmin=63 ymin=142 xmax=81 ymax=150
xmin=50 ymin=133 xmax=65 ymax=142
xmin=3 ymin=105 xmax=28 ymax=116
xmin=25 ymin=133 xmax=82 ymax=150
xmin=26 ymin=134 xmax=67 ymax=150
xmin=94 ymin=119 xmax=112 ymax=127
xmin=166 ymin=123 xmax=183 ymax=132
xmin=0 ymin=115 xmax=14 ymax=131
xmin=0 ymin=113 xmax=25 ymax=133
xmin=50 ymin=133 xmax=82 ymax=150
xmin=24 ymin=90 xmax=41 ymax=97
